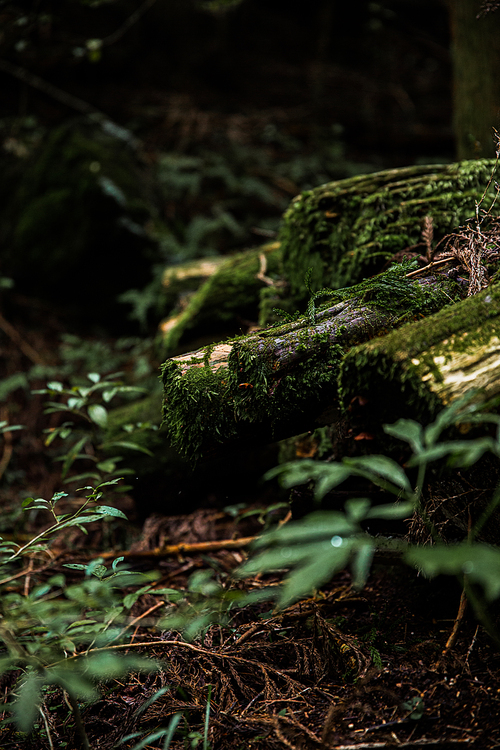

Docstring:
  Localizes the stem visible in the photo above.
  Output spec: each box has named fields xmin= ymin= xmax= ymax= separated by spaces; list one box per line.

xmin=470 ymin=482 xmax=500 ymax=541
xmin=463 ymin=578 xmax=500 ymax=650
xmin=8 ymin=496 xmax=94 ymax=561
xmin=413 ymin=461 xmax=441 ymax=542
xmin=66 ymin=692 xmax=91 ymax=750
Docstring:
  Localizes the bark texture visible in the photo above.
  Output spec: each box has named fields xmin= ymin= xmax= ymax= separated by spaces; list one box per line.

xmin=449 ymin=0 xmax=500 ymax=159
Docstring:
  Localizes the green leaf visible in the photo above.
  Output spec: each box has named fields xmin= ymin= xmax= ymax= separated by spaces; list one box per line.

xmin=102 ymin=388 xmax=117 ymax=403
xmin=383 ymin=419 xmax=424 ymax=453
xmin=68 ymin=397 xmax=85 ymax=410
xmin=351 ymin=540 xmax=375 ymax=590
xmin=406 ymin=437 xmax=497 ymax=469
xmin=93 ymin=506 xmax=128 ymax=519
xmin=344 ymin=455 xmax=412 ymax=493
xmin=48 ymin=667 xmax=99 ymax=701
xmin=88 ymin=404 xmax=108 ymax=428
xmin=125 ymin=729 xmax=170 ymax=750
xmin=252 ymin=512 xmax=358 ymax=549
xmin=96 ymin=459 xmax=117 ymax=473
xmin=95 ymin=478 xmax=122 ymax=489
xmin=314 ymin=464 xmax=352 ymax=499
xmin=56 ymin=515 xmax=104 ymax=530
xmin=134 ymin=686 xmax=171 ymax=717
xmin=278 ymin=542 xmax=354 ymax=607
xmin=63 ymin=472 xmax=102 ymax=484
xmin=405 ymin=543 xmax=500 ymax=600
xmin=87 ymin=373 xmax=101 ymax=383
xmin=345 ymin=498 xmax=371 ymax=523
xmin=61 ymin=435 xmax=90 ymax=479
xmin=12 ymin=671 xmax=45 ymax=733
xmin=366 ymin=500 xmax=414 ymax=520
xmin=46 ymin=381 xmax=63 ymax=392
xmin=423 ymin=391 xmax=479 ymax=446
xmin=102 ymin=440 xmax=154 ymax=456
xmin=162 ymin=712 xmax=183 ymax=750
xmin=83 ymin=653 xmax=159 ymax=679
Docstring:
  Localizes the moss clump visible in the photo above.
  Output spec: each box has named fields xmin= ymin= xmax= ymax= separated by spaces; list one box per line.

xmin=279 ymin=160 xmax=496 ymax=303
xmin=161 ymin=264 xmax=464 ymax=461
xmin=161 ymin=355 xmax=237 ymax=461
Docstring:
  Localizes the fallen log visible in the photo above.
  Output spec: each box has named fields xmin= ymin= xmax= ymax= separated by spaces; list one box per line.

xmin=339 ymin=280 xmax=500 ymax=425
xmin=157 ymin=241 xmax=283 ymax=356
xmin=161 ymin=266 xmax=465 ymax=461
xmin=279 ymin=160 xmax=496 ymax=302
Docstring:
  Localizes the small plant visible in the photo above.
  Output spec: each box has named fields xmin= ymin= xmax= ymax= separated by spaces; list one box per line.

xmin=35 ymin=371 xmax=155 ymax=491
xmin=0 ymin=480 xmax=168 ymax=745
xmin=239 ymin=393 xmax=500 ymax=638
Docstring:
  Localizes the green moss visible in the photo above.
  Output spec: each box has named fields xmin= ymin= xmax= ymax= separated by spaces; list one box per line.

xmin=158 ymin=242 xmax=282 ymax=355
xmin=161 ymin=264 xmax=464 ymax=461
xmin=339 ymin=281 xmax=500 ymax=423
xmin=161 ymin=355 xmax=237 ymax=461
xmin=279 ymin=160 xmax=497 ymax=304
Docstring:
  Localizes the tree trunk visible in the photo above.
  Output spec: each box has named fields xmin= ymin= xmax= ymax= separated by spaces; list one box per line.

xmin=339 ymin=281 xmax=500 ymax=426
xmin=449 ymin=0 xmax=500 ymax=159
xmin=279 ymin=160 xmax=496 ymax=303
xmin=161 ymin=270 xmax=465 ymax=461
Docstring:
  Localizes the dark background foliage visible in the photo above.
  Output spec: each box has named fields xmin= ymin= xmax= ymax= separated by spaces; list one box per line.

xmin=0 ymin=0 xmax=459 ymax=331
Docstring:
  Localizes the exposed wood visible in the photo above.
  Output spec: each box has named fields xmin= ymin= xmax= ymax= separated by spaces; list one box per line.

xmin=158 ymin=241 xmax=283 ymax=355
xmin=339 ymin=281 xmax=500 ymax=424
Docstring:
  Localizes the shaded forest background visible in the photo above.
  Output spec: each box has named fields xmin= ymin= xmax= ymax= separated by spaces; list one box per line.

xmin=0 ymin=0 xmax=459 ymax=332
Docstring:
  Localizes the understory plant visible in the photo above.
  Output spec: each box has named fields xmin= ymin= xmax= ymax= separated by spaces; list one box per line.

xmin=239 ymin=392 xmax=500 ymax=642
xmin=0 ymin=375 xmax=170 ymax=745
xmin=35 ymin=370 xmax=156 ymax=492
xmin=0 ymin=480 xmax=171 ymax=746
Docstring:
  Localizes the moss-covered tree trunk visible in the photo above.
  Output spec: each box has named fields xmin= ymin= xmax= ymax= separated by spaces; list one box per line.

xmin=278 ymin=160 xmax=495 ymax=302
xmin=339 ymin=281 xmax=500 ymax=426
xmin=449 ymin=0 xmax=500 ymax=159
xmin=157 ymin=241 xmax=283 ymax=356
xmin=161 ymin=270 xmax=464 ymax=461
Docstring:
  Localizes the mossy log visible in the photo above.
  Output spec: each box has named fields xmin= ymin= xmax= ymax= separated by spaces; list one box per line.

xmin=339 ymin=281 xmax=500 ymax=426
xmin=279 ymin=160 xmax=496 ymax=302
xmin=157 ymin=241 xmax=283 ymax=355
xmin=161 ymin=269 xmax=464 ymax=461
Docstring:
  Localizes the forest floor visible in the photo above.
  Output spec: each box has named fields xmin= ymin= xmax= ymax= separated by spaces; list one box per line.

xmin=1 ymin=295 xmax=500 ymax=750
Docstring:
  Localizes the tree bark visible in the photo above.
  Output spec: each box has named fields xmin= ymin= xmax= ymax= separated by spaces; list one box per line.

xmin=449 ymin=0 xmax=500 ymax=159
